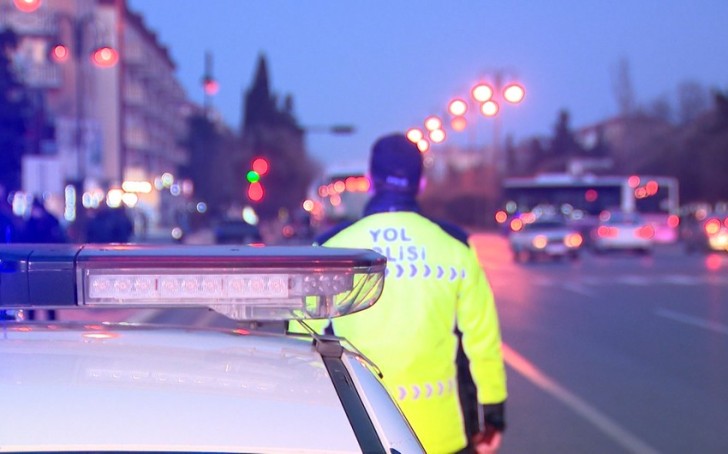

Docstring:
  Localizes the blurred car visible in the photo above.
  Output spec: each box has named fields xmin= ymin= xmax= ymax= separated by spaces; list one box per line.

xmin=508 ymin=216 xmax=584 ymax=262
xmin=0 ymin=244 xmax=424 ymax=453
xmin=591 ymin=210 xmax=655 ymax=254
xmin=681 ymin=212 xmax=728 ymax=253
xmin=213 ymin=218 xmax=263 ymax=245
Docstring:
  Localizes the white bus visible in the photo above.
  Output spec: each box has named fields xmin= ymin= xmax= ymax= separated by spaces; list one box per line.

xmin=498 ymin=173 xmax=680 ymax=242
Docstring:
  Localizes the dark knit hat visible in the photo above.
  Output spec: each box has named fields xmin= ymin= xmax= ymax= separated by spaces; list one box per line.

xmin=369 ymin=133 xmax=423 ymax=194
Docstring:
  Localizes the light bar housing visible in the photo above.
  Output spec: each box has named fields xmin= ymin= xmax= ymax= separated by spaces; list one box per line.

xmin=0 ymin=244 xmax=386 ymax=321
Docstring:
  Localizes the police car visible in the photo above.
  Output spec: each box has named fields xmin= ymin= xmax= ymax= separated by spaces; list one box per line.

xmin=0 ymin=244 xmax=423 ymax=453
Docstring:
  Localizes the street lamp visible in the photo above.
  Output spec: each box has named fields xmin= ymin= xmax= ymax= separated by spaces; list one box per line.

xmin=201 ymin=51 xmax=218 ymax=113
xmin=12 ymin=0 xmax=40 ymax=13
xmin=454 ymin=72 xmax=526 ymax=169
xmin=408 ymin=72 xmax=525 ymax=150
xmin=16 ymin=0 xmax=118 ymax=240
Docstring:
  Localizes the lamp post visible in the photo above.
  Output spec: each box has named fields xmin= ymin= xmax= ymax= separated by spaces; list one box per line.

xmin=16 ymin=0 xmax=118 ymax=240
xmin=409 ymin=72 xmax=526 ymax=166
xmin=466 ymin=72 xmax=525 ymax=170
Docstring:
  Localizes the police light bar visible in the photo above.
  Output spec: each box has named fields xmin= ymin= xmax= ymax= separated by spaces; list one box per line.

xmin=0 ymin=244 xmax=386 ymax=321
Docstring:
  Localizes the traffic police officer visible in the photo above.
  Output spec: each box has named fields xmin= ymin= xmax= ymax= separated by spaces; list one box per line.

xmin=303 ymin=133 xmax=508 ymax=453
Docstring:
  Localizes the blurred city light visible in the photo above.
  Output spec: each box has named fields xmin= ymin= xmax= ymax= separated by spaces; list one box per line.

xmin=246 ymin=170 xmax=260 ymax=183
xmin=503 ymin=83 xmax=525 ymax=103
xmin=92 ymin=47 xmax=119 ymax=67
xmin=121 ymin=181 xmax=153 ymax=193
xmin=448 ymin=98 xmax=468 ymax=116
xmin=471 ymin=83 xmax=494 ymax=102
xmin=13 ymin=0 xmax=41 ymax=13
xmin=252 ymin=157 xmax=270 ymax=175
xmin=416 ymin=139 xmax=430 ymax=152
xmin=429 ymin=129 xmax=446 ymax=143
xmin=406 ymin=128 xmax=424 ymax=143
xmin=424 ymin=116 xmax=442 ymax=131
xmin=106 ymin=189 xmax=124 ymax=208
xmin=242 ymin=206 xmax=259 ymax=225
xmin=495 ymin=210 xmax=508 ymax=223
xmin=451 ymin=116 xmax=467 ymax=131
xmin=203 ymin=78 xmax=219 ymax=95
xmin=247 ymin=181 xmax=264 ymax=202
xmin=50 ymin=44 xmax=70 ymax=62
xmin=585 ymin=189 xmax=599 ymax=203
xmin=481 ymin=100 xmax=499 ymax=117
xmin=628 ymin=175 xmax=641 ymax=188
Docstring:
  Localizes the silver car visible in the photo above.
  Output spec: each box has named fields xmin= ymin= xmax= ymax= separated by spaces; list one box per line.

xmin=591 ymin=210 xmax=655 ymax=254
xmin=0 ymin=244 xmax=423 ymax=453
xmin=508 ymin=216 xmax=584 ymax=263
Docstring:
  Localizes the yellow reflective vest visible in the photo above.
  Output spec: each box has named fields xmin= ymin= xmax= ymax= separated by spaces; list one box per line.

xmin=312 ymin=212 xmax=507 ymax=453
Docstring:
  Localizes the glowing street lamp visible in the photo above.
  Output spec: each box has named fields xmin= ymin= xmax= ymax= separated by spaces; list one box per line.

xmin=406 ymin=128 xmax=424 ymax=143
xmin=429 ymin=129 xmax=446 ymax=143
xmin=471 ymin=83 xmax=494 ymax=103
xmin=50 ymin=44 xmax=69 ymax=62
xmin=481 ymin=100 xmax=499 ymax=117
xmin=447 ymin=98 xmax=468 ymax=117
xmin=503 ymin=83 xmax=525 ymax=104
xmin=91 ymin=46 xmax=119 ymax=68
xmin=469 ymin=73 xmax=527 ymax=170
xmin=13 ymin=0 xmax=41 ymax=13
xmin=424 ymin=115 xmax=442 ymax=131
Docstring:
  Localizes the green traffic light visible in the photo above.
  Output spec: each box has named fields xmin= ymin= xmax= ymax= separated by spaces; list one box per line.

xmin=246 ymin=170 xmax=260 ymax=183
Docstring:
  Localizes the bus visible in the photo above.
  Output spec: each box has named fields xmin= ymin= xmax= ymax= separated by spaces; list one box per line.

xmin=307 ymin=167 xmax=371 ymax=233
xmin=497 ymin=173 xmax=680 ymax=243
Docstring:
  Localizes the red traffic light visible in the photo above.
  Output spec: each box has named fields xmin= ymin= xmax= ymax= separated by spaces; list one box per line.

xmin=247 ymin=181 xmax=264 ymax=202
xmin=252 ymin=157 xmax=269 ymax=176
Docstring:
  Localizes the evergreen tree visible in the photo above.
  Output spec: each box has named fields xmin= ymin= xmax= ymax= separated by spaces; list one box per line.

xmin=0 ymin=28 xmax=31 ymax=193
xmin=240 ymin=54 xmax=318 ymax=221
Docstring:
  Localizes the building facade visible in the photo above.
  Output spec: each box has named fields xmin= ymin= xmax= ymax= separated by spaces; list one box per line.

xmin=1 ymin=0 xmax=190 ymax=231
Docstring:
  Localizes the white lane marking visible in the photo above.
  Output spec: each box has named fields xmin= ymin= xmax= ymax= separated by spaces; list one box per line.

xmin=655 ymin=309 xmax=728 ymax=335
xmin=658 ymin=275 xmax=701 ymax=285
xmin=502 ymin=343 xmax=660 ymax=454
xmin=561 ymin=282 xmax=597 ymax=297
xmin=614 ymin=275 xmax=651 ymax=286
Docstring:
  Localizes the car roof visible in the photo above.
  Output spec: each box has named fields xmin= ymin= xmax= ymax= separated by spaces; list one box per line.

xmin=0 ymin=321 xmax=361 ymax=452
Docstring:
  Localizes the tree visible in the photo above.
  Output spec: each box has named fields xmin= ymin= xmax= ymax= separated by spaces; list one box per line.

xmin=180 ymin=112 xmax=239 ymax=220
xmin=0 ymin=28 xmax=32 ymax=193
xmin=677 ymin=81 xmax=709 ymax=125
xmin=612 ymin=57 xmax=635 ymax=117
xmin=239 ymin=54 xmax=318 ymax=221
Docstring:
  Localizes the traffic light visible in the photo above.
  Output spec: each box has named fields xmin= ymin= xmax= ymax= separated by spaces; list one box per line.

xmin=246 ymin=157 xmax=269 ymax=202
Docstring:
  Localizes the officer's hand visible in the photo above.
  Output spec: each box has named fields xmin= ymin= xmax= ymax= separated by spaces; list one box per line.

xmin=472 ymin=427 xmax=502 ymax=454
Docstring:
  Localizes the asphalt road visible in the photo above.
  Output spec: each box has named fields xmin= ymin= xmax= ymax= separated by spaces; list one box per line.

xmin=55 ymin=231 xmax=727 ymax=453
xmin=473 ymin=233 xmax=728 ymax=454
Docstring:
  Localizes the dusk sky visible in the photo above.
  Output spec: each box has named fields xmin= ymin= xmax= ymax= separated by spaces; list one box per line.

xmin=128 ymin=1 xmax=728 ymax=172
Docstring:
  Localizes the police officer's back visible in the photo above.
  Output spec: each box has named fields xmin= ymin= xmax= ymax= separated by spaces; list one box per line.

xmin=309 ymin=134 xmax=508 ymax=453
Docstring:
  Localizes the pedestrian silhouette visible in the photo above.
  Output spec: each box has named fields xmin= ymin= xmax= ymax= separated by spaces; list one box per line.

xmin=20 ymin=198 xmax=67 ymax=243
xmin=86 ymin=205 xmax=134 ymax=243
xmin=0 ymin=185 xmax=21 ymax=243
